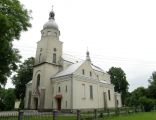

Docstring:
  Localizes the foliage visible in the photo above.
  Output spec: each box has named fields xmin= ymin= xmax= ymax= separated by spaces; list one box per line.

xmin=139 ymin=96 xmax=155 ymax=112
xmin=12 ymin=57 xmax=35 ymax=101
xmin=126 ymin=87 xmax=147 ymax=107
xmin=0 ymin=88 xmax=16 ymax=111
xmin=0 ymin=0 xmax=31 ymax=87
xmin=108 ymin=67 xmax=129 ymax=105
xmin=147 ymin=72 xmax=156 ymax=99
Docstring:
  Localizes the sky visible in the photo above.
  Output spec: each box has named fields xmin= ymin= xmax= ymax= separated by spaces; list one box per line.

xmin=6 ymin=0 xmax=156 ymax=91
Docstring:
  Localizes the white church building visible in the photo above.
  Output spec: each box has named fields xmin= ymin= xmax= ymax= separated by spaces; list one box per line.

xmin=24 ymin=8 xmax=122 ymax=111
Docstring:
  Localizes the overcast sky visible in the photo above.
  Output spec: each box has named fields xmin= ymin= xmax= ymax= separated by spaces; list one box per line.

xmin=6 ymin=0 xmax=156 ymax=91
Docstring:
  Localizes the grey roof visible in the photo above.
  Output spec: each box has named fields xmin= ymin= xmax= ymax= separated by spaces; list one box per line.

xmin=62 ymin=53 xmax=104 ymax=72
xmin=53 ymin=61 xmax=84 ymax=78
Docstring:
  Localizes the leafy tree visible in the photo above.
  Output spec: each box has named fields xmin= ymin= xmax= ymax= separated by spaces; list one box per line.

xmin=148 ymin=71 xmax=156 ymax=99
xmin=108 ymin=67 xmax=129 ymax=105
xmin=12 ymin=57 xmax=35 ymax=101
xmin=127 ymin=87 xmax=147 ymax=107
xmin=0 ymin=88 xmax=16 ymax=110
xmin=0 ymin=88 xmax=5 ymax=110
xmin=0 ymin=0 xmax=31 ymax=87
xmin=139 ymin=96 xmax=155 ymax=112
xmin=3 ymin=88 xmax=16 ymax=110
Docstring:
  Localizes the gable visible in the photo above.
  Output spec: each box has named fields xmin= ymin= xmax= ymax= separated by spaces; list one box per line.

xmin=53 ymin=61 xmax=84 ymax=78
xmin=74 ymin=61 xmax=97 ymax=78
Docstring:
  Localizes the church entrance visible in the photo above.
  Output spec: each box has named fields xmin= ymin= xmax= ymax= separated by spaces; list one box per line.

xmin=57 ymin=98 xmax=61 ymax=111
xmin=34 ymin=98 xmax=38 ymax=110
xmin=55 ymin=95 xmax=62 ymax=111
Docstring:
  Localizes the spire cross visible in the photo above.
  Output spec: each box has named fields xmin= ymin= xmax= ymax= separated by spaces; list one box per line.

xmin=52 ymin=5 xmax=54 ymax=11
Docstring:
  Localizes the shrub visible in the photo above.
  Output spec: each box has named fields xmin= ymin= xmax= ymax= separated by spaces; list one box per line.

xmin=139 ymin=96 xmax=155 ymax=112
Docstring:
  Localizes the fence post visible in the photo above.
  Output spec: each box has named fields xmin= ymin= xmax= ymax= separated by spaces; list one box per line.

xmin=77 ymin=110 xmax=80 ymax=120
xmin=53 ymin=110 xmax=57 ymax=120
xmin=94 ymin=109 xmax=97 ymax=120
xmin=18 ymin=110 xmax=23 ymax=120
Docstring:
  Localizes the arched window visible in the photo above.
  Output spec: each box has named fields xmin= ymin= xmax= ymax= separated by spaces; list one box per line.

xmin=36 ymin=74 xmax=40 ymax=88
xmin=58 ymin=86 xmax=61 ymax=92
xmin=53 ymin=53 xmax=56 ymax=63
xmin=90 ymin=71 xmax=92 ymax=77
xmin=82 ymin=69 xmax=85 ymax=75
xmin=39 ymin=53 xmax=41 ymax=63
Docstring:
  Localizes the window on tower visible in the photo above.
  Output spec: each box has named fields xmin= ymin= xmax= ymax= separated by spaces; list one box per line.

xmin=53 ymin=53 xmax=56 ymax=63
xmin=36 ymin=74 xmax=40 ymax=88
xmin=39 ymin=53 xmax=41 ymax=63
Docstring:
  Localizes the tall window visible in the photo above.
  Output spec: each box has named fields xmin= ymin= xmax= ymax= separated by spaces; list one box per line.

xmin=108 ymin=90 xmax=111 ymax=101
xmin=39 ymin=53 xmax=41 ymax=63
xmin=58 ymin=86 xmax=61 ymax=92
xmin=90 ymin=71 xmax=92 ymax=77
xmin=65 ymin=85 xmax=67 ymax=92
xmin=90 ymin=85 xmax=93 ymax=99
xmin=53 ymin=53 xmax=56 ymax=63
xmin=82 ymin=69 xmax=85 ymax=75
xmin=36 ymin=74 xmax=40 ymax=88
xmin=82 ymin=84 xmax=85 ymax=98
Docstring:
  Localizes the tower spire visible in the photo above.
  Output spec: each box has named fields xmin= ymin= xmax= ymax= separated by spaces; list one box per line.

xmin=49 ymin=5 xmax=55 ymax=20
xmin=86 ymin=49 xmax=91 ymax=62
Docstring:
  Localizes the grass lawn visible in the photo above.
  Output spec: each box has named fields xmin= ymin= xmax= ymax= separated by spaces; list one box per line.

xmin=0 ymin=111 xmax=156 ymax=120
xmin=103 ymin=111 xmax=156 ymax=120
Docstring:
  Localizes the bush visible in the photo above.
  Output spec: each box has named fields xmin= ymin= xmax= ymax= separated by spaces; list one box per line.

xmin=139 ymin=96 xmax=155 ymax=112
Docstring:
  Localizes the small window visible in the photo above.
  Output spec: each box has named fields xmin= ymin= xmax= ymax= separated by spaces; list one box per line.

xmin=90 ymin=71 xmax=92 ymax=77
xmin=108 ymin=90 xmax=111 ymax=101
xmin=90 ymin=85 xmax=93 ymax=99
xmin=97 ymin=75 xmax=99 ymax=78
xmin=47 ymin=31 xmax=51 ymax=35
xmin=36 ymin=74 xmax=40 ymax=88
xmin=65 ymin=85 xmax=67 ymax=92
xmin=54 ymin=48 xmax=57 ymax=52
xmin=53 ymin=53 xmax=56 ymax=63
xmin=58 ymin=86 xmax=61 ymax=92
xmin=82 ymin=69 xmax=85 ymax=75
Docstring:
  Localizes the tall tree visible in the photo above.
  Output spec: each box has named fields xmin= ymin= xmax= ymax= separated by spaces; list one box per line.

xmin=108 ymin=67 xmax=129 ymax=105
xmin=0 ymin=0 xmax=31 ymax=87
xmin=0 ymin=88 xmax=16 ymax=111
xmin=12 ymin=57 xmax=35 ymax=101
xmin=147 ymin=71 xmax=156 ymax=99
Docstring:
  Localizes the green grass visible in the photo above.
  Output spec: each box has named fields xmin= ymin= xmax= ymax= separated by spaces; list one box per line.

xmin=103 ymin=111 xmax=156 ymax=120
xmin=0 ymin=111 xmax=156 ymax=120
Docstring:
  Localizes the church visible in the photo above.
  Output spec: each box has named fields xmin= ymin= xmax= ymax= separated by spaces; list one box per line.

xmin=24 ymin=8 xmax=122 ymax=111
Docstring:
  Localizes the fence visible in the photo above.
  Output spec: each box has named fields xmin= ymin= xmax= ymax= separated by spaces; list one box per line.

xmin=0 ymin=107 xmax=147 ymax=120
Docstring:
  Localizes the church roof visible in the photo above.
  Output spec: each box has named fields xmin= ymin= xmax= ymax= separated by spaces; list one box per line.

xmin=53 ymin=61 xmax=84 ymax=78
xmin=62 ymin=53 xmax=104 ymax=72
xmin=62 ymin=54 xmax=82 ymax=63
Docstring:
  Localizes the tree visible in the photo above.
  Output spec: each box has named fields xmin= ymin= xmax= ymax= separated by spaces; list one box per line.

xmin=108 ymin=67 xmax=129 ymax=105
xmin=12 ymin=57 xmax=35 ymax=101
xmin=0 ymin=88 xmax=16 ymax=111
xmin=127 ymin=87 xmax=147 ymax=107
xmin=148 ymin=71 xmax=156 ymax=99
xmin=0 ymin=0 xmax=31 ymax=87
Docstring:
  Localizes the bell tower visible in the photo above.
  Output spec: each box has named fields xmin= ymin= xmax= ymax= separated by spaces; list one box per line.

xmin=31 ymin=7 xmax=63 ymax=110
xmin=35 ymin=7 xmax=62 ymax=66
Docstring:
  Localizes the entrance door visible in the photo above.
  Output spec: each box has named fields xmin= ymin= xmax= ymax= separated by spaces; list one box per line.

xmin=103 ymin=92 xmax=107 ymax=110
xmin=57 ymin=98 xmax=61 ymax=111
xmin=34 ymin=98 xmax=38 ymax=110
